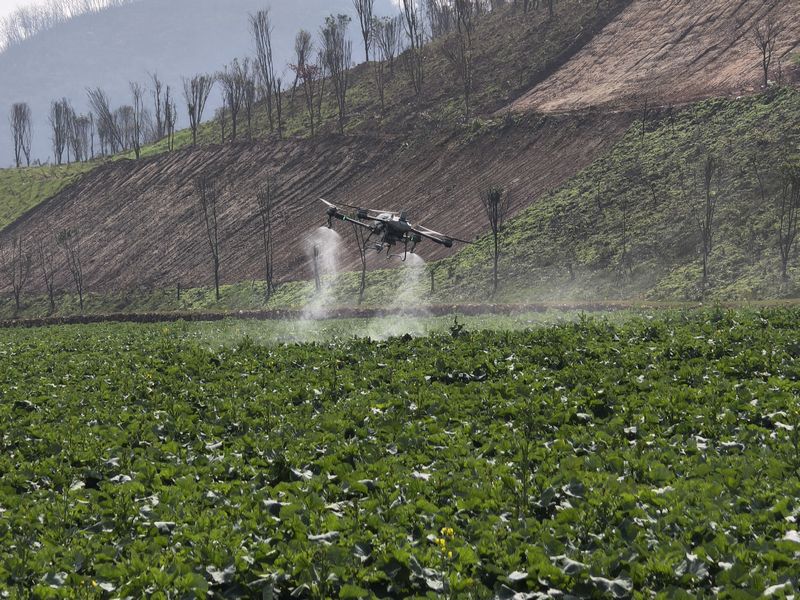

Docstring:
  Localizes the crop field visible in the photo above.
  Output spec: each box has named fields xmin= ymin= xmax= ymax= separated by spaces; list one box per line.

xmin=1 ymin=309 xmax=800 ymax=598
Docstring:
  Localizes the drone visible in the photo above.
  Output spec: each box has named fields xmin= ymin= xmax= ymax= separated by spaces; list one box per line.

xmin=321 ymin=199 xmax=470 ymax=260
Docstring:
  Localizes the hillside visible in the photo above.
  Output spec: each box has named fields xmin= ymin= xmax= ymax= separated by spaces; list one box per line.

xmin=512 ymin=0 xmax=800 ymax=113
xmin=0 ymin=0 xmax=799 ymax=316
xmin=0 ymin=0 xmax=394 ymax=168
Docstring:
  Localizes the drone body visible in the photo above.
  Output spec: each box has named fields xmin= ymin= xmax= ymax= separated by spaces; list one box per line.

xmin=321 ymin=199 xmax=469 ymax=260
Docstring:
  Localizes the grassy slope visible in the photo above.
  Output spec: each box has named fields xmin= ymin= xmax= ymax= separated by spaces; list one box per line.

xmin=0 ymin=162 xmax=92 ymax=230
xmin=437 ymin=87 xmax=800 ymax=303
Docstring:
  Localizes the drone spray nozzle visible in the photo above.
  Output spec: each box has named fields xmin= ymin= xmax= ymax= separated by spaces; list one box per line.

xmin=357 ymin=208 xmax=368 ymax=220
xmin=443 ymin=238 xmax=454 ymax=248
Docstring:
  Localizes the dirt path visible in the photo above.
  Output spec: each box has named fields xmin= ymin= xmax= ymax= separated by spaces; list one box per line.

xmin=509 ymin=0 xmax=800 ymax=114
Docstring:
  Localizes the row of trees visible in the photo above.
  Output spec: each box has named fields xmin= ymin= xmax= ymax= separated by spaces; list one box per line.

xmin=6 ymin=0 xmax=563 ymax=166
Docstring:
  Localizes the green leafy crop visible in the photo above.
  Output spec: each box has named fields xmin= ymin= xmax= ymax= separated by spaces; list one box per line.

xmin=0 ymin=309 xmax=799 ymax=597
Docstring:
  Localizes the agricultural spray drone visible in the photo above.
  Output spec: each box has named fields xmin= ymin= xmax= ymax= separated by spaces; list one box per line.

xmin=321 ymin=199 xmax=470 ymax=261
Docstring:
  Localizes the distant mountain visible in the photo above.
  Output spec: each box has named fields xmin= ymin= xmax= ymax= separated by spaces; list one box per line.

xmin=0 ymin=0 xmax=395 ymax=167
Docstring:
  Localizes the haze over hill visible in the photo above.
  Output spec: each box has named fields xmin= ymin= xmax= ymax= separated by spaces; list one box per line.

xmin=0 ymin=0 xmax=394 ymax=167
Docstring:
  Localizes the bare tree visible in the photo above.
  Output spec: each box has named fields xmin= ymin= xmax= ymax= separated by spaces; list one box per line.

xmin=273 ymin=75 xmax=284 ymax=140
xmin=219 ymin=58 xmax=252 ymax=141
xmin=441 ymin=0 xmax=475 ymax=118
xmin=752 ymin=14 xmax=782 ymax=88
xmin=164 ymin=85 xmax=178 ymax=151
xmin=35 ymin=235 xmax=57 ymax=313
xmin=69 ymin=114 xmax=92 ymax=162
xmin=371 ymin=34 xmax=387 ymax=113
xmin=195 ymin=176 xmax=222 ymax=301
xmin=182 ymin=74 xmax=214 ymax=145
xmin=150 ymin=72 xmax=165 ymax=140
xmin=0 ymin=236 xmax=31 ymax=313
xmin=376 ymin=15 xmax=403 ymax=74
xmin=778 ymin=165 xmax=800 ymax=283
xmin=256 ymin=177 xmax=277 ymax=301
xmin=130 ymin=81 xmax=144 ymax=159
xmin=400 ymin=0 xmax=425 ymax=96
xmin=87 ymin=87 xmax=122 ymax=154
xmin=9 ymin=102 xmax=32 ymax=168
xmin=291 ymin=29 xmax=314 ymax=104
xmin=56 ymin=228 xmax=84 ymax=313
xmin=291 ymin=31 xmax=319 ymax=136
xmin=321 ymin=14 xmax=353 ymax=135
xmin=352 ymin=0 xmax=375 ymax=61
xmin=482 ymin=185 xmax=509 ymax=295
xmin=251 ymin=9 xmax=277 ymax=132
xmin=244 ymin=76 xmax=256 ymax=139
xmin=426 ymin=0 xmax=453 ymax=39
xmin=49 ymin=98 xmax=72 ymax=165
xmin=696 ymin=154 xmax=722 ymax=298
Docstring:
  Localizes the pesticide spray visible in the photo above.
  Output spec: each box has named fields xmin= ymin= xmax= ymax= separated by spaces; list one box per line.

xmin=296 ymin=227 xmax=343 ymax=338
xmin=365 ymin=252 xmax=431 ymax=340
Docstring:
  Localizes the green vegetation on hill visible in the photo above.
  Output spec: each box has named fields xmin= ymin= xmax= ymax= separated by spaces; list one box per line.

xmin=2 ymin=309 xmax=800 ymax=596
xmin=0 ymin=162 xmax=92 ymax=230
xmin=436 ymin=87 xmax=800 ymax=302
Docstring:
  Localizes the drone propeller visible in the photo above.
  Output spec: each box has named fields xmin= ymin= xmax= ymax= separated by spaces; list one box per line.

xmin=415 ymin=224 xmax=473 ymax=246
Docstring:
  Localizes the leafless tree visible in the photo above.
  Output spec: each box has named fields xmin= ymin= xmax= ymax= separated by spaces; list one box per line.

xmin=114 ymin=105 xmax=134 ymax=151
xmin=49 ymin=98 xmax=72 ymax=165
xmin=56 ymin=227 xmax=84 ymax=313
xmin=778 ymin=165 xmax=800 ymax=283
xmin=87 ymin=87 xmax=122 ymax=154
xmin=273 ymin=75 xmax=284 ymax=140
xmin=321 ymin=14 xmax=353 ymax=135
xmin=256 ymin=177 xmax=278 ymax=301
xmin=376 ymin=15 xmax=403 ymax=74
xmin=0 ymin=236 xmax=31 ymax=313
xmin=426 ymin=0 xmax=453 ymax=39
xmin=129 ymin=81 xmax=144 ymax=158
xmin=442 ymin=0 xmax=476 ymax=118
xmin=195 ymin=175 xmax=222 ymax=301
xmin=219 ymin=58 xmax=252 ymax=141
xmin=216 ymin=105 xmax=227 ymax=143
xmin=251 ymin=9 xmax=277 ymax=132
xmin=291 ymin=29 xmax=314 ymax=104
xmin=752 ymin=14 xmax=782 ymax=88
xmin=9 ymin=102 xmax=32 ymax=168
xmin=182 ymin=74 xmax=214 ymax=145
xmin=243 ymin=76 xmax=256 ymax=139
xmin=164 ymin=86 xmax=177 ymax=151
xmin=35 ymin=235 xmax=57 ymax=313
xmin=400 ymin=0 xmax=425 ymax=96
xmin=482 ymin=185 xmax=509 ymax=294
xmin=352 ymin=0 xmax=375 ymax=61
xmin=695 ymin=154 xmax=722 ymax=299
xmin=371 ymin=35 xmax=387 ymax=113
xmin=150 ymin=72 xmax=165 ymax=140
xmin=69 ymin=114 xmax=92 ymax=162
xmin=291 ymin=31 xmax=320 ymax=136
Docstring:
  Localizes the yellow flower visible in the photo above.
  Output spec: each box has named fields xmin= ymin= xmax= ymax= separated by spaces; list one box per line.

xmin=448 ymin=551 xmax=453 ymax=559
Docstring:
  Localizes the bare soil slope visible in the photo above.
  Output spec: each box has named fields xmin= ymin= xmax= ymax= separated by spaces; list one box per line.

xmin=510 ymin=0 xmax=800 ymax=113
xmin=1 ymin=113 xmax=630 ymax=293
